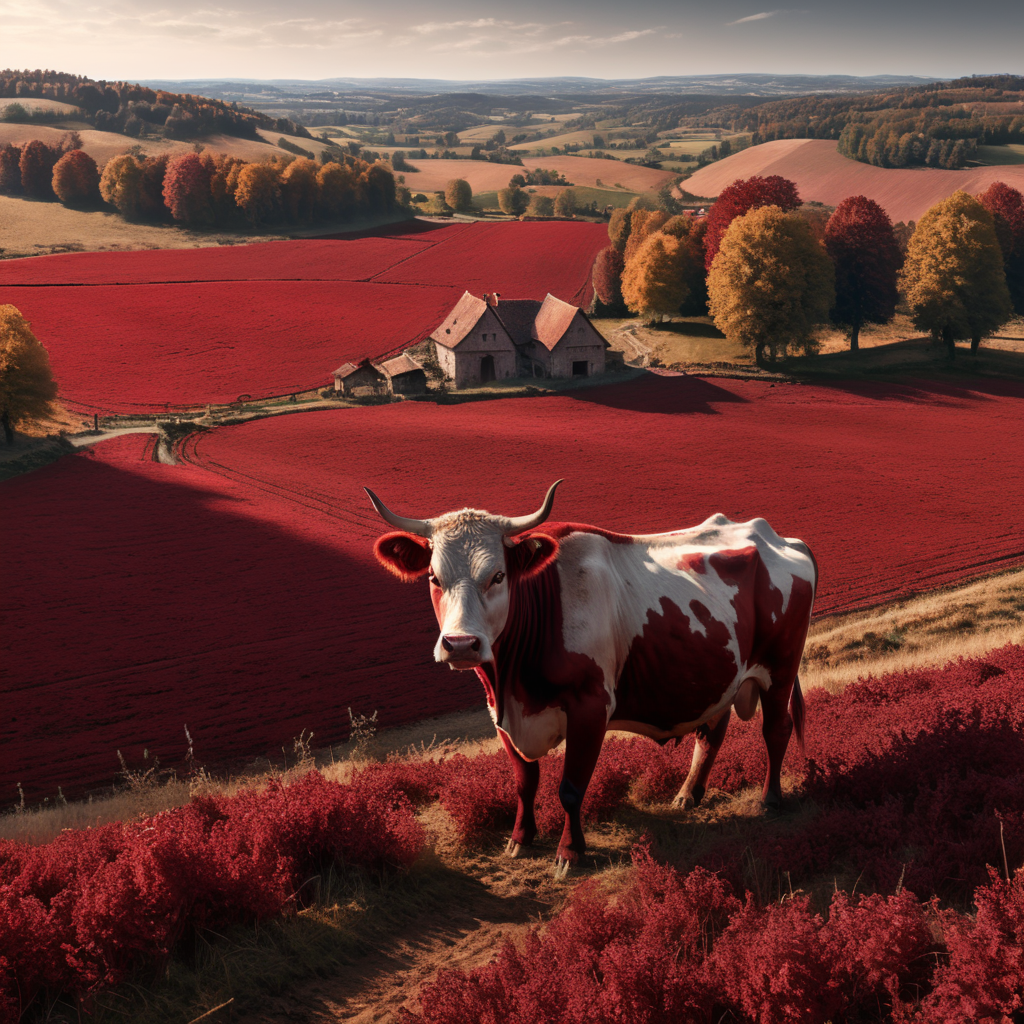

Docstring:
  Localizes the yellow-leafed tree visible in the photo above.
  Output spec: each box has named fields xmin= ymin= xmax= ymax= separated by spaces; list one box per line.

xmin=899 ymin=190 xmax=1012 ymax=357
xmin=445 ymin=178 xmax=472 ymax=213
xmin=234 ymin=162 xmax=281 ymax=226
xmin=99 ymin=154 xmax=143 ymax=218
xmin=280 ymin=158 xmax=320 ymax=223
xmin=620 ymin=231 xmax=692 ymax=322
xmin=0 ymin=305 xmax=58 ymax=443
xmin=707 ymin=205 xmax=834 ymax=367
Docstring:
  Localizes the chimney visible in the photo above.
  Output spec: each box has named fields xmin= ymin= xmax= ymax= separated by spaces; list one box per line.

xmin=489 ymin=292 xmax=500 ymax=308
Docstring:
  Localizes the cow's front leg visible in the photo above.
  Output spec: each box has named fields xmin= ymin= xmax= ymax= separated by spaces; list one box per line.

xmin=554 ymin=694 xmax=608 ymax=879
xmin=498 ymin=730 xmax=540 ymax=857
xmin=673 ymin=708 xmax=731 ymax=809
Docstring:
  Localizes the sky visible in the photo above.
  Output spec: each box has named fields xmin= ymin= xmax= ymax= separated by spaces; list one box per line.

xmin=3 ymin=0 xmax=1023 ymax=82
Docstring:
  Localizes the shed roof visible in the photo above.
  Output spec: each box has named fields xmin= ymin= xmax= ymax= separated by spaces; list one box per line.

xmin=381 ymin=353 xmax=424 ymax=377
xmin=430 ymin=291 xmax=488 ymax=349
xmin=333 ymin=358 xmax=386 ymax=379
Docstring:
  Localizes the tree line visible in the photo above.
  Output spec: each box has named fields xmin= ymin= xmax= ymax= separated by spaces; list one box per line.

xmin=0 ymin=68 xmax=311 ymax=143
xmin=0 ymin=133 xmax=403 ymax=228
xmin=592 ymin=174 xmax=1024 ymax=365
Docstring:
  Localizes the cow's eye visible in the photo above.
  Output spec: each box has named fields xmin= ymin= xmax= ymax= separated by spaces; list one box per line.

xmin=491 ymin=571 xmax=505 ymax=587
xmin=428 ymin=569 xmax=441 ymax=586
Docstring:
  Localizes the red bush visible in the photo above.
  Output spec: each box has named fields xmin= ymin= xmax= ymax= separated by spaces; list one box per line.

xmin=51 ymin=150 xmax=100 ymax=206
xmin=0 ymin=769 xmax=424 ymax=1016
xmin=161 ymin=152 xmax=212 ymax=224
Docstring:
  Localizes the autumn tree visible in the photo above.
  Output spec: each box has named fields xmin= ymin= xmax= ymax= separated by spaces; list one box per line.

xmin=976 ymin=181 xmax=1024 ymax=314
xmin=661 ymin=214 xmax=710 ymax=316
xmin=0 ymin=144 xmax=22 ymax=193
xmin=526 ymin=194 xmax=554 ymax=218
xmin=498 ymin=185 xmax=528 ymax=216
xmin=19 ymin=139 xmax=57 ymax=198
xmin=99 ymin=154 xmax=143 ymax=217
xmin=234 ymin=162 xmax=281 ymax=226
xmin=0 ymin=305 xmax=58 ymax=444
xmin=317 ymin=161 xmax=357 ymax=221
xmin=445 ymin=178 xmax=472 ymax=213
xmin=360 ymin=162 xmax=397 ymax=213
xmin=592 ymin=245 xmax=625 ymax=309
xmin=900 ymin=190 xmax=1012 ymax=357
xmin=281 ymin=157 xmax=319 ymax=222
xmin=209 ymin=155 xmax=245 ymax=223
xmin=138 ymin=155 xmax=170 ymax=221
xmin=162 ymin=152 xmax=212 ymax=224
xmin=824 ymin=195 xmax=902 ymax=350
xmin=704 ymin=174 xmax=801 ymax=269
xmin=554 ymin=188 xmax=577 ymax=218
xmin=623 ymin=210 xmax=670 ymax=264
xmin=51 ymin=149 xmax=100 ymax=206
xmin=621 ymin=232 xmax=693 ymax=322
xmin=607 ymin=207 xmax=631 ymax=251
xmin=708 ymin=205 xmax=835 ymax=367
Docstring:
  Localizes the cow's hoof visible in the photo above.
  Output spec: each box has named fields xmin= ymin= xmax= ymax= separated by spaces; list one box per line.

xmin=673 ymin=792 xmax=696 ymax=810
xmin=553 ymin=857 xmax=572 ymax=881
xmin=762 ymin=797 xmax=784 ymax=816
xmin=505 ymin=839 xmax=522 ymax=859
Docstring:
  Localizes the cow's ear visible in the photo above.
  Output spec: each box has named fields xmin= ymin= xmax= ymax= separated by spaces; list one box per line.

xmin=507 ymin=533 xmax=559 ymax=579
xmin=374 ymin=532 xmax=432 ymax=581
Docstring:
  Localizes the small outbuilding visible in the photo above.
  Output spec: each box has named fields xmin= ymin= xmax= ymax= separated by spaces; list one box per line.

xmin=381 ymin=353 xmax=428 ymax=395
xmin=333 ymin=359 xmax=389 ymax=397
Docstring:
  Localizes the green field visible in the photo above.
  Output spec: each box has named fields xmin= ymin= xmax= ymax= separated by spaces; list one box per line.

xmin=976 ymin=144 xmax=1024 ymax=165
xmin=470 ymin=185 xmax=640 ymax=212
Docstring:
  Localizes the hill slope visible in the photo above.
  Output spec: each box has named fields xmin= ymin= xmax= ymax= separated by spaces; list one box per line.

xmin=685 ymin=139 xmax=1024 ymax=222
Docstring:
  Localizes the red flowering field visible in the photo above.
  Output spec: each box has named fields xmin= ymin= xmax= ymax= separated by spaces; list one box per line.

xmin=0 ymin=222 xmax=609 ymax=411
xmin=2 ymin=646 xmax=1022 ymax=1022
xmin=4 ymin=373 xmax=1022 ymax=803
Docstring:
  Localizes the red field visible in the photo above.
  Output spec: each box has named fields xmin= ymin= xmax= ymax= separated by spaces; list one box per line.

xmin=685 ymin=139 xmax=1024 ymax=223
xmin=0 ymin=221 xmax=609 ymax=412
xmin=3 ymin=373 xmax=1022 ymax=802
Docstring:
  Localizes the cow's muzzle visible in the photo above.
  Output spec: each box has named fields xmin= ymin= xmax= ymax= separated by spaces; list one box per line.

xmin=439 ymin=633 xmax=484 ymax=668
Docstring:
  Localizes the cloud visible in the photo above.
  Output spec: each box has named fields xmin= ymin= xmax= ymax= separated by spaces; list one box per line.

xmin=726 ymin=10 xmax=804 ymax=25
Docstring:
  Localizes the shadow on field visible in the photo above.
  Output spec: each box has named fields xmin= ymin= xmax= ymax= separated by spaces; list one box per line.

xmin=803 ymin=372 xmax=1024 ymax=407
xmin=2 ymin=446 xmax=476 ymax=805
xmin=567 ymin=373 xmax=749 ymax=415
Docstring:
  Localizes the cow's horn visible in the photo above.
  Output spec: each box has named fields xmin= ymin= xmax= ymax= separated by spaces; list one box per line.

xmin=504 ymin=480 xmax=563 ymax=536
xmin=364 ymin=487 xmax=433 ymax=538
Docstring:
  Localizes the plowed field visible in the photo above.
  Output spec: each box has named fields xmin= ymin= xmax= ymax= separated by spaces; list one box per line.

xmin=0 ymin=221 xmax=608 ymax=412
xmin=4 ymin=373 xmax=1022 ymax=801
xmin=684 ymin=139 xmax=1024 ymax=223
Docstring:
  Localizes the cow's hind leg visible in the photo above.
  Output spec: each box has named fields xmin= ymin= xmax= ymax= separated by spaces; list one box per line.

xmin=498 ymin=731 xmax=540 ymax=858
xmin=673 ymin=708 xmax=730 ymax=810
xmin=760 ymin=679 xmax=796 ymax=812
xmin=554 ymin=696 xmax=608 ymax=879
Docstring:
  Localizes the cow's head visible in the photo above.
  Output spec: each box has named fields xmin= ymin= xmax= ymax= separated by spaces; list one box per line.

xmin=366 ymin=482 xmax=562 ymax=670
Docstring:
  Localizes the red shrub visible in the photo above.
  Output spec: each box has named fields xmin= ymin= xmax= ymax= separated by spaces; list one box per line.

xmin=161 ymin=152 xmax=212 ymax=224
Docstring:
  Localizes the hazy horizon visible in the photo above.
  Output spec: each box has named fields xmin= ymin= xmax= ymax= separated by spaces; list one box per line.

xmin=3 ymin=0 xmax=1022 ymax=83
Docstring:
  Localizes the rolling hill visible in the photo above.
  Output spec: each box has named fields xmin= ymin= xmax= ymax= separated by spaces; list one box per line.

xmin=684 ymin=139 xmax=1024 ymax=222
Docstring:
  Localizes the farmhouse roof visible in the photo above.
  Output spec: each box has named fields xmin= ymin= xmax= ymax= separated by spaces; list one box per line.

xmin=430 ymin=291 xmax=488 ymax=349
xmin=533 ymin=293 xmax=582 ymax=352
xmin=381 ymin=353 xmax=424 ymax=377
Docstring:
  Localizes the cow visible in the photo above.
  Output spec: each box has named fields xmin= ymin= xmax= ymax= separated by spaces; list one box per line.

xmin=366 ymin=481 xmax=817 ymax=878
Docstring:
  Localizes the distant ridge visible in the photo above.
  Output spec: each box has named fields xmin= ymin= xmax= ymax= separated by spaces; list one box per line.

xmin=139 ymin=74 xmax=942 ymax=99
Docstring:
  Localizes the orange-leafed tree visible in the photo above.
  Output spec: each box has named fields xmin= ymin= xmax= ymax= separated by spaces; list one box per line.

xmin=623 ymin=210 xmax=670 ymax=264
xmin=824 ymin=195 xmax=902 ymax=351
xmin=281 ymin=157 xmax=320 ymax=223
xmin=0 ymin=305 xmax=58 ymax=444
xmin=100 ymin=154 xmax=143 ymax=217
xmin=235 ymin=162 xmax=281 ymax=226
xmin=0 ymin=144 xmax=22 ymax=193
xmin=607 ymin=207 xmax=631 ymax=251
xmin=621 ymin=231 xmax=693 ymax=322
xmin=317 ymin=161 xmax=358 ymax=221
xmin=52 ymin=149 xmax=100 ymax=206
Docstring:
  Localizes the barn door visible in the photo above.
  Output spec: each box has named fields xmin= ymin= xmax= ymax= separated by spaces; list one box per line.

xmin=480 ymin=355 xmax=496 ymax=382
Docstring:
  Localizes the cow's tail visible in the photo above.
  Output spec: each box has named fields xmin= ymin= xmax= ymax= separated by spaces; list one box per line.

xmin=790 ymin=675 xmax=806 ymax=756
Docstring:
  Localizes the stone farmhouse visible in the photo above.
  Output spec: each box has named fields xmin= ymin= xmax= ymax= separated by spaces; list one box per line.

xmin=430 ymin=292 xmax=608 ymax=388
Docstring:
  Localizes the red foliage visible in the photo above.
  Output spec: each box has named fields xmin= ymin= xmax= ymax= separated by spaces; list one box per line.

xmin=4 ymin=374 xmax=1024 ymax=799
xmin=591 ymin=245 xmax=624 ymax=306
xmin=161 ymin=153 xmax=212 ymax=224
xmin=824 ymin=195 xmax=902 ymax=345
xmin=0 ymin=770 xmax=423 ymax=1017
xmin=703 ymin=174 xmax=801 ymax=269
xmin=0 ymin=222 xmax=607 ymax=411
xmin=976 ymin=180 xmax=1024 ymax=314
xmin=18 ymin=139 xmax=57 ymax=199
xmin=51 ymin=150 xmax=100 ymax=207
xmin=0 ymin=143 xmax=22 ymax=194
